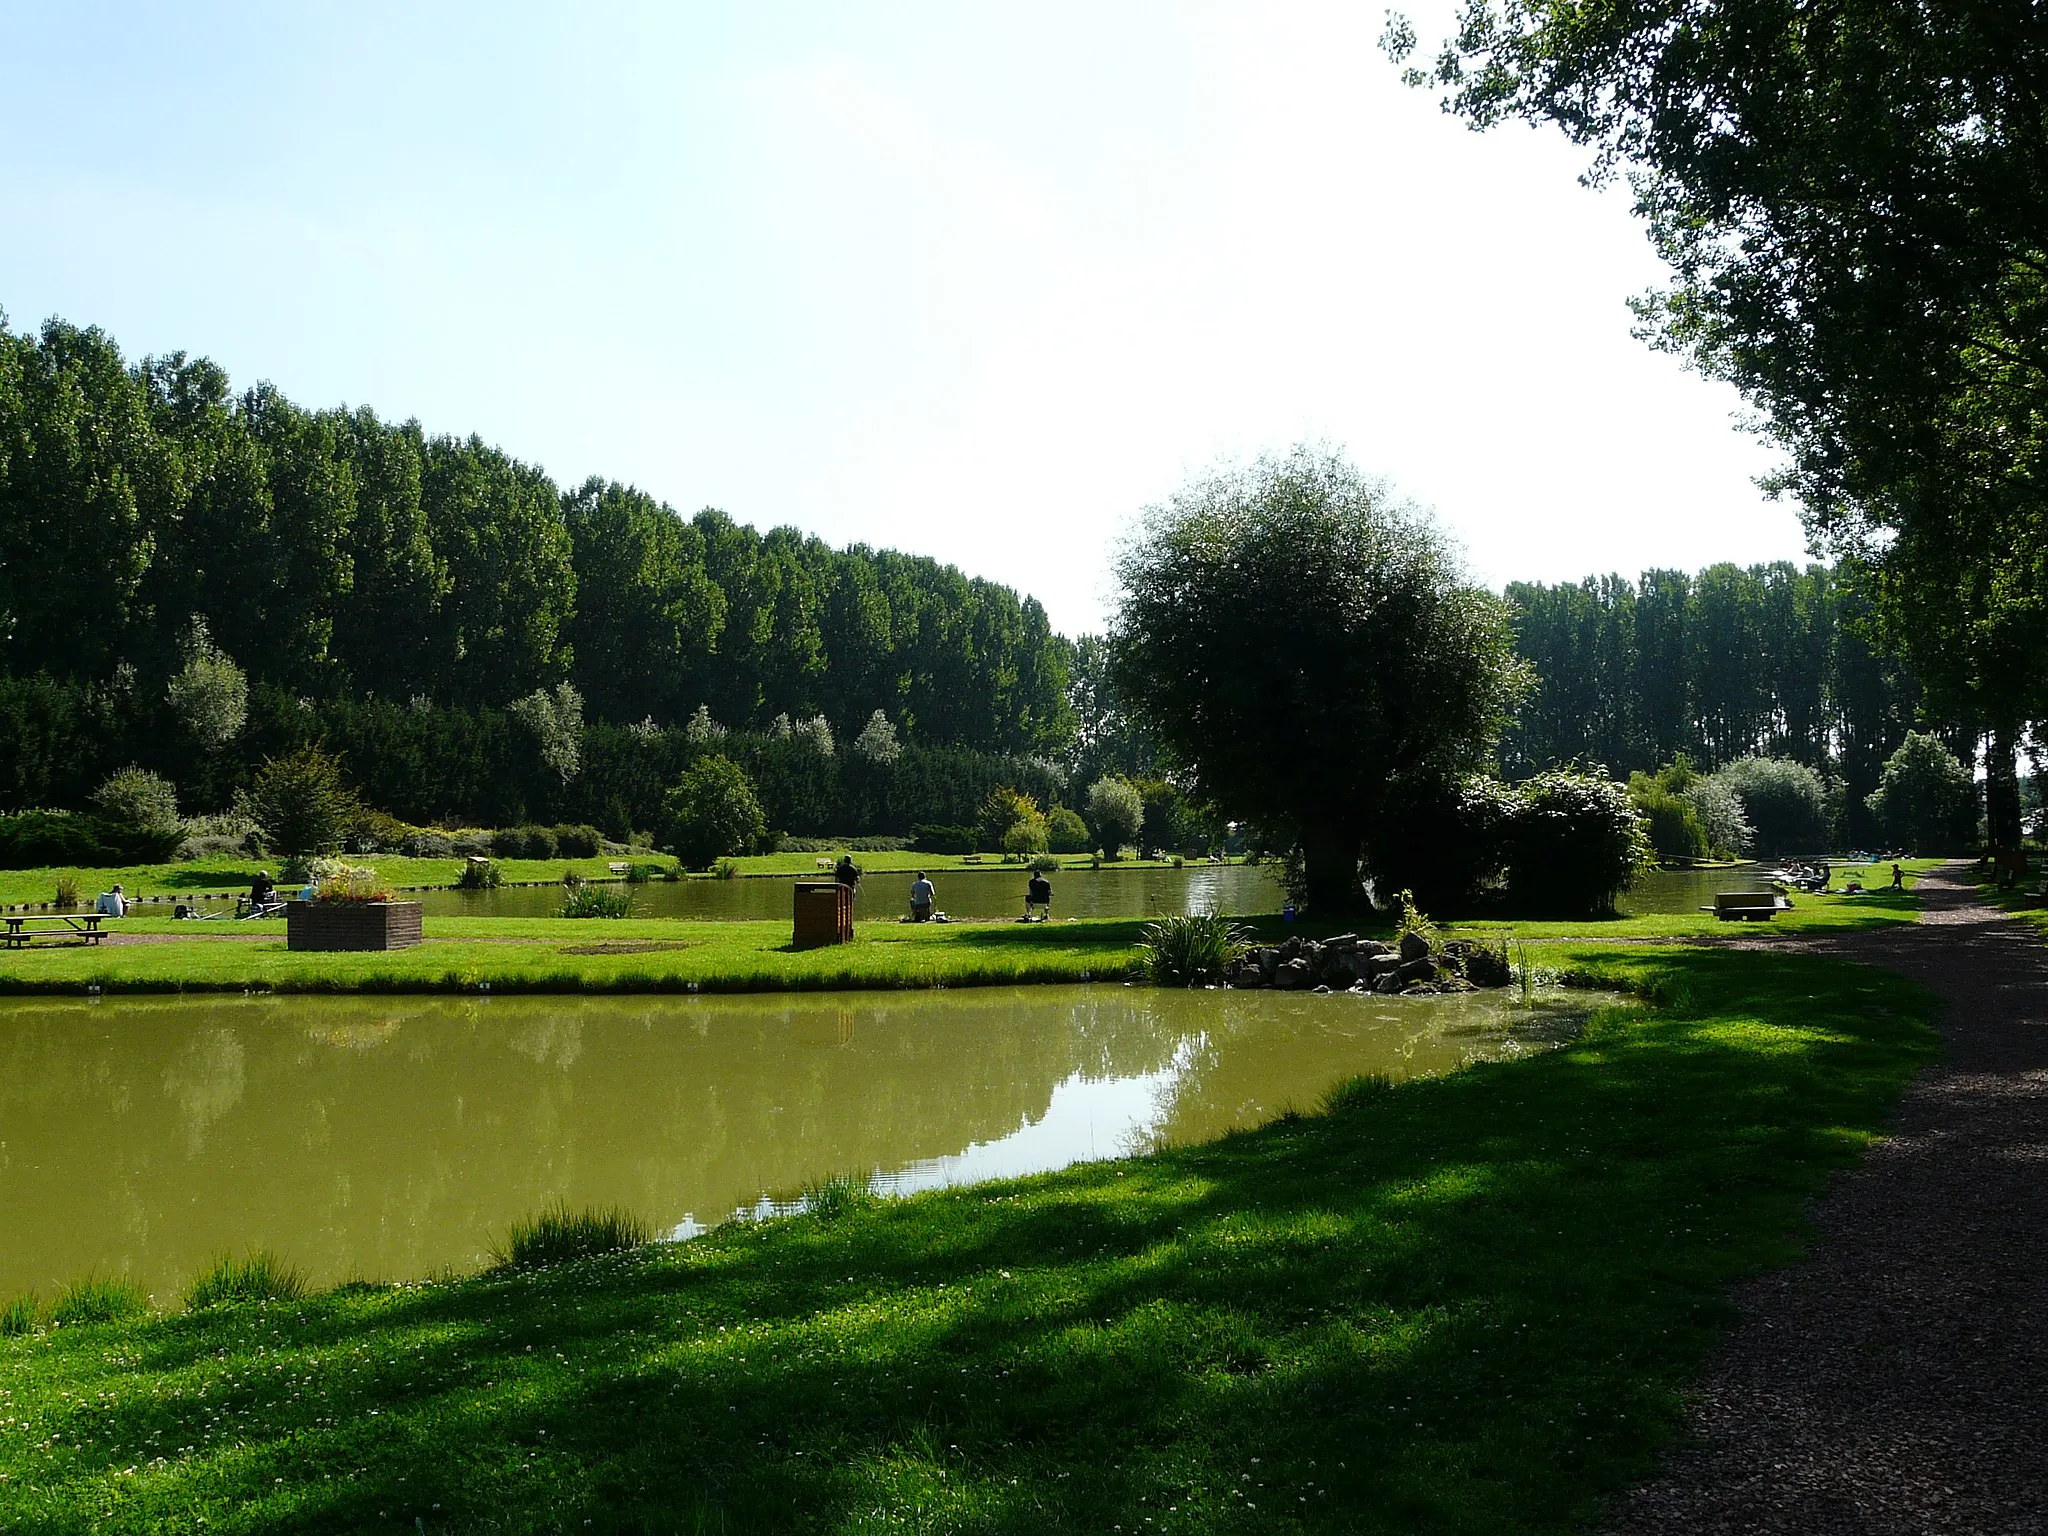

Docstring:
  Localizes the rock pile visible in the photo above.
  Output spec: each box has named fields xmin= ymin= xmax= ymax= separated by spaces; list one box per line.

xmin=1224 ymin=932 xmax=1511 ymax=995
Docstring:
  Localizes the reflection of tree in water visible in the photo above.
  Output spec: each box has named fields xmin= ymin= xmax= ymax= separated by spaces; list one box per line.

xmin=161 ymin=1028 xmax=246 ymax=1153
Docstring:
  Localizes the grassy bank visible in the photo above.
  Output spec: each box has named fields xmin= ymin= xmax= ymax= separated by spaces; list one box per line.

xmin=0 ymin=944 xmax=1939 ymax=1533
xmin=0 ymin=862 xmax=1937 ymax=995
xmin=0 ymin=915 xmax=1150 ymax=994
xmin=0 ymin=852 xmax=1216 ymax=908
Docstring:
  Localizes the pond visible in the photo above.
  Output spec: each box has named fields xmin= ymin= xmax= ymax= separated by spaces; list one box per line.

xmin=1615 ymin=863 xmax=1773 ymax=916
xmin=414 ymin=861 xmax=1291 ymax=922
xmin=0 ymin=985 xmax=1611 ymax=1300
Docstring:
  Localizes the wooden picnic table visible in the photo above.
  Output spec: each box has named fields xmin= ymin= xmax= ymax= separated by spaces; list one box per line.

xmin=4 ymin=913 xmax=112 ymax=947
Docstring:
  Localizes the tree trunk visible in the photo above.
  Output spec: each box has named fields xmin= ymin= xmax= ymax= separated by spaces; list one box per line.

xmin=1986 ymin=728 xmax=2026 ymax=874
xmin=1300 ymin=824 xmax=1365 ymax=913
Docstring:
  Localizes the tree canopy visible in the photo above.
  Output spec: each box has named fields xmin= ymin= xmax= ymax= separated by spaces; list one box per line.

xmin=0 ymin=314 xmax=1072 ymax=758
xmin=1109 ymin=447 xmax=1531 ymax=909
xmin=1393 ymin=0 xmax=2045 ymax=758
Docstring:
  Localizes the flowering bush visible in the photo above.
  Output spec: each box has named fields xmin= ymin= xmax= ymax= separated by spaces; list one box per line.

xmin=313 ymin=864 xmax=393 ymax=903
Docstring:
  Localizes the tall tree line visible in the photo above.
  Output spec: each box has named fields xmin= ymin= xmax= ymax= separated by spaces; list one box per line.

xmin=1502 ymin=561 xmax=1927 ymax=841
xmin=0 ymin=315 xmax=1072 ymax=769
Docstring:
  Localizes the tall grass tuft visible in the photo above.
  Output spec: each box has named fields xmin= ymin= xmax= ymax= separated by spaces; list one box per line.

xmin=1320 ymin=1073 xmax=1397 ymax=1114
xmin=53 ymin=874 xmax=81 ymax=909
xmin=0 ymin=1292 xmax=39 ymax=1336
xmin=560 ymin=886 xmax=632 ymax=919
xmin=185 ymin=1251 xmax=306 ymax=1310
xmin=801 ymin=1172 xmax=878 ymax=1221
xmin=457 ymin=858 xmax=503 ymax=890
xmin=48 ymin=1275 xmax=149 ymax=1326
xmin=496 ymin=1204 xmax=650 ymax=1270
xmin=710 ymin=858 xmax=740 ymax=880
xmin=1135 ymin=912 xmax=1248 ymax=986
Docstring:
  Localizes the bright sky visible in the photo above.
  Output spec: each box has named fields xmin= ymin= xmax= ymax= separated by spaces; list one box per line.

xmin=0 ymin=2 xmax=1806 ymax=635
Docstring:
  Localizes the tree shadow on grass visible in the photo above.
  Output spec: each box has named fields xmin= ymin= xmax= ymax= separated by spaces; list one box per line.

xmin=13 ymin=947 xmax=1938 ymax=1535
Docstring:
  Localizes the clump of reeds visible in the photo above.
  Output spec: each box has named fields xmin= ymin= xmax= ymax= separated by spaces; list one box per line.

xmin=1 ymin=1292 xmax=40 ymax=1336
xmin=1320 ymin=1073 xmax=1397 ymax=1115
xmin=801 ymin=1172 xmax=879 ymax=1221
xmin=185 ymin=1251 xmax=307 ymax=1310
xmin=53 ymin=874 xmax=81 ymax=909
xmin=47 ymin=1275 xmax=149 ymax=1326
xmin=495 ymin=1204 xmax=650 ymax=1270
xmin=1135 ymin=912 xmax=1249 ymax=986
xmin=560 ymin=886 xmax=632 ymax=919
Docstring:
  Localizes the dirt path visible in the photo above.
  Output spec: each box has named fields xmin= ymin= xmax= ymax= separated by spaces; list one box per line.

xmin=1607 ymin=866 xmax=2048 ymax=1534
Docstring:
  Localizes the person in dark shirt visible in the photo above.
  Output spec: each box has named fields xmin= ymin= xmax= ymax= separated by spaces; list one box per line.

xmin=834 ymin=855 xmax=861 ymax=892
xmin=250 ymin=870 xmax=276 ymax=907
xmin=1025 ymin=871 xmax=1052 ymax=920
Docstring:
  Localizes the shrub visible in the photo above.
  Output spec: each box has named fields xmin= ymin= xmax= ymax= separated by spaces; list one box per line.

xmin=553 ymin=823 xmax=603 ymax=858
xmin=1085 ymin=777 xmax=1145 ymax=854
xmin=1682 ymin=776 xmax=1754 ymax=857
xmin=456 ymin=858 xmax=502 ymax=890
xmin=495 ymin=825 xmax=557 ymax=860
xmin=48 ymin=1275 xmax=149 ymax=1326
xmin=402 ymin=830 xmax=458 ymax=858
xmin=495 ymin=1204 xmax=649 ymax=1269
xmin=314 ymin=864 xmax=392 ymax=903
xmin=1001 ymin=807 xmax=1051 ymax=857
xmin=711 ymin=857 xmax=740 ymax=879
xmin=1391 ymin=888 xmax=1439 ymax=951
xmin=911 ymin=823 xmax=977 ymax=854
xmin=1135 ymin=911 xmax=1249 ymax=986
xmin=239 ymin=746 xmax=360 ymax=859
xmin=1365 ymin=773 xmax=1521 ymax=913
xmin=662 ymin=754 xmax=768 ymax=869
xmin=1047 ymin=805 xmax=1091 ymax=854
xmin=185 ymin=1252 xmax=306 ymax=1310
xmin=1504 ymin=767 xmax=1655 ymax=916
xmin=508 ymin=682 xmax=584 ymax=783
xmin=0 ymin=810 xmax=110 ymax=869
xmin=1706 ymin=756 xmax=1831 ymax=855
xmin=1628 ymin=773 xmax=1710 ymax=861
xmin=91 ymin=766 xmax=181 ymax=845
xmin=980 ymin=786 xmax=1040 ymax=849
xmin=1866 ymin=732 xmax=1979 ymax=852
xmin=54 ymin=874 xmax=80 ymax=908
xmin=1028 ymin=853 xmax=1060 ymax=873
xmin=560 ymin=886 xmax=632 ymax=918
xmin=345 ymin=807 xmax=416 ymax=855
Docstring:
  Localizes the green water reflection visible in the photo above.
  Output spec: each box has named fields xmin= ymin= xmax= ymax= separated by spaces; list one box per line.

xmin=0 ymin=986 xmax=1607 ymax=1299
xmin=1616 ymin=863 xmax=1772 ymax=915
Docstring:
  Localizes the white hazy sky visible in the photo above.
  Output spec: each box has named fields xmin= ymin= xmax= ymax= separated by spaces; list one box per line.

xmin=0 ymin=1 xmax=1806 ymax=634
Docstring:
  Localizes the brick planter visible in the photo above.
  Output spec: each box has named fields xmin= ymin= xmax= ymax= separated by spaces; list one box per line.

xmin=286 ymin=899 xmax=424 ymax=952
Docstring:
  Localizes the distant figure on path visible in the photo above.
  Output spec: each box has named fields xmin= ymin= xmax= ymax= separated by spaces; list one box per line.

xmin=1892 ymin=862 xmax=1906 ymax=890
xmin=1025 ymin=871 xmax=1052 ymax=921
xmin=909 ymin=871 xmax=935 ymax=922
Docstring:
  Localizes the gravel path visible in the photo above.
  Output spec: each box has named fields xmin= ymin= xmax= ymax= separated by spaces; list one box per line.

xmin=1607 ymin=865 xmax=2048 ymax=1535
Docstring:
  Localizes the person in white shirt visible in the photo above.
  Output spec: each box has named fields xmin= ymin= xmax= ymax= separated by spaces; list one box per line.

xmin=908 ymin=872 xmax=935 ymax=922
xmin=94 ymin=883 xmax=128 ymax=918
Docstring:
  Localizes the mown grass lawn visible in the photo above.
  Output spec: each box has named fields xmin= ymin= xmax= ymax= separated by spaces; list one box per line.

xmin=0 ymin=944 xmax=1938 ymax=1533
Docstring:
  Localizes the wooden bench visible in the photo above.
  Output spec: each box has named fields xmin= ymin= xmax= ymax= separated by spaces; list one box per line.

xmin=1700 ymin=891 xmax=1785 ymax=921
xmin=607 ymin=861 xmax=630 ymax=876
xmin=4 ymin=914 xmax=110 ymax=947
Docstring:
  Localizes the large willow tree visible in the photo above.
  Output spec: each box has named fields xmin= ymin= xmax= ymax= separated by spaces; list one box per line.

xmin=1109 ymin=447 xmax=1531 ymax=911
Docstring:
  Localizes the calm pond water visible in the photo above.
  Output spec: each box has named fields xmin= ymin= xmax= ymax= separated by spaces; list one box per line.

xmin=0 ymin=985 xmax=1608 ymax=1299
xmin=416 ymin=861 xmax=1290 ymax=921
xmin=1615 ymin=863 xmax=1773 ymax=916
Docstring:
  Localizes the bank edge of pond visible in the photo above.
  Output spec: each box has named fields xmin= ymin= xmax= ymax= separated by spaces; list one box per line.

xmin=0 ymin=944 xmax=1939 ymax=1534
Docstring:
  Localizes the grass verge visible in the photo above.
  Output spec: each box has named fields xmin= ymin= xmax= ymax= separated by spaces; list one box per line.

xmin=0 ymin=944 xmax=1938 ymax=1533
